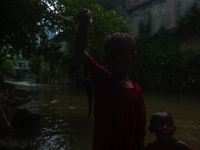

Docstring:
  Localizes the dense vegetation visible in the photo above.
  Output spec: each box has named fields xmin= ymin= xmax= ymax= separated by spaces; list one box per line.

xmin=130 ymin=1 xmax=200 ymax=91
xmin=1 ymin=0 xmax=200 ymax=92
xmin=0 ymin=0 xmax=132 ymax=82
xmin=0 ymin=59 xmax=16 ymax=78
xmin=0 ymin=0 xmax=61 ymax=61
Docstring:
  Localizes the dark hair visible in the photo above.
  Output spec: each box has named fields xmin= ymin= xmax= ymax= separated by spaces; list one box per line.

xmin=104 ymin=32 xmax=135 ymax=55
xmin=150 ymin=111 xmax=173 ymax=126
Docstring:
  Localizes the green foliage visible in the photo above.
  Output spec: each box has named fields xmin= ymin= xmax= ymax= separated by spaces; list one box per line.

xmin=24 ymin=73 xmax=37 ymax=80
xmin=176 ymin=1 xmax=200 ymax=35
xmin=97 ymin=0 xmax=125 ymax=12
xmin=86 ymin=5 xmax=133 ymax=61
xmin=139 ymin=11 xmax=151 ymax=35
xmin=0 ymin=59 xmax=17 ymax=77
xmin=131 ymin=2 xmax=200 ymax=91
xmin=57 ymin=0 xmax=133 ymax=53
xmin=0 ymin=0 xmax=61 ymax=62
xmin=36 ymin=0 xmax=133 ymax=82
xmin=28 ymin=55 xmax=42 ymax=76
xmin=37 ymin=39 xmax=62 ymax=65
xmin=0 ymin=0 xmax=133 ymax=83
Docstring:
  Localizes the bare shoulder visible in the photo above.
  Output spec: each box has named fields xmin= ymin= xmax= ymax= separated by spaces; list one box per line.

xmin=174 ymin=138 xmax=196 ymax=150
xmin=145 ymin=140 xmax=156 ymax=150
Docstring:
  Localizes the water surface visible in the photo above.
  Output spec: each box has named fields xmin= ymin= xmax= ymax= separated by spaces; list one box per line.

xmin=7 ymin=81 xmax=200 ymax=149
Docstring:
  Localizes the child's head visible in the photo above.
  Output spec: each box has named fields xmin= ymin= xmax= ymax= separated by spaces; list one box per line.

xmin=103 ymin=32 xmax=137 ymax=74
xmin=148 ymin=111 xmax=176 ymax=141
xmin=104 ymin=32 xmax=135 ymax=55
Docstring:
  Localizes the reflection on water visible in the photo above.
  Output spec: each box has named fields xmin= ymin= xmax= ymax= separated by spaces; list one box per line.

xmin=7 ymin=81 xmax=200 ymax=149
xmin=144 ymin=91 xmax=200 ymax=149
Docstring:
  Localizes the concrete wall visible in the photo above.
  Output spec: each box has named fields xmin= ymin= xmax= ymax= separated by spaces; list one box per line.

xmin=122 ymin=0 xmax=200 ymax=37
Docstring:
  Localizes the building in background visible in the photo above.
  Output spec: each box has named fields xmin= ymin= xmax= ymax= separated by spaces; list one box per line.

xmin=120 ymin=0 xmax=200 ymax=37
xmin=14 ymin=28 xmax=57 ymax=74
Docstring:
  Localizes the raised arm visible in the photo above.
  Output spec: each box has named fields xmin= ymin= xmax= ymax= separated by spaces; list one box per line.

xmin=74 ymin=9 xmax=92 ymax=66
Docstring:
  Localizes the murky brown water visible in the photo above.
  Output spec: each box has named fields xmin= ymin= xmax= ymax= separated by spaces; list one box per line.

xmin=7 ymin=81 xmax=200 ymax=150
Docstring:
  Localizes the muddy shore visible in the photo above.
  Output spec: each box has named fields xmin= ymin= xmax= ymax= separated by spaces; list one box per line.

xmin=0 ymin=79 xmax=40 ymax=150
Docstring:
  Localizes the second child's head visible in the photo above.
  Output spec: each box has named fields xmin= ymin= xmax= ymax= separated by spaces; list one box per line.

xmin=148 ymin=111 xmax=176 ymax=141
xmin=103 ymin=33 xmax=137 ymax=74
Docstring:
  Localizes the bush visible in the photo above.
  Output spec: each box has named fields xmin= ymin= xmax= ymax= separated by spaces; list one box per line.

xmin=0 ymin=59 xmax=17 ymax=78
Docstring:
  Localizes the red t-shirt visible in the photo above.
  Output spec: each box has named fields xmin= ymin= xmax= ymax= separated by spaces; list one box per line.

xmin=84 ymin=56 xmax=146 ymax=150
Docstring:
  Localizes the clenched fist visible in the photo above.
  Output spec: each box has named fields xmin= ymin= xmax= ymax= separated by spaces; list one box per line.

xmin=77 ymin=9 xmax=92 ymax=26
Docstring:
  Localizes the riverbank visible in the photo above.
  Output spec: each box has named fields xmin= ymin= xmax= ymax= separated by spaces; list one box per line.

xmin=5 ymin=78 xmax=36 ymax=83
xmin=0 ymin=79 xmax=41 ymax=150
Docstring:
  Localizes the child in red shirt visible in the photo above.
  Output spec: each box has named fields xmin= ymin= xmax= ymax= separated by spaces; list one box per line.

xmin=146 ymin=111 xmax=196 ymax=150
xmin=74 ymin=9 xmax=146 ymax=150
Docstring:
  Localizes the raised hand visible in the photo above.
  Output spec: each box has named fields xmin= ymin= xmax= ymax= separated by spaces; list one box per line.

xmin=77 ymin=9 xmax=92 ymax=26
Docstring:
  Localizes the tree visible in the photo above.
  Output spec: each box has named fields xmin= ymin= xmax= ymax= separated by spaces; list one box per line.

xmin=56 ymin=0 xmax=133 ymax=54
xmin=0 ymin=59 xmax=17 ymax=77
xmin=36 ymin=0 xmax=134 ymax=82
xmin=1 ymin=0 xmax=133 ymax=82
xmin=0 ymin=0 xmax=61 ymax=64
xmin=132 ymin=1 xmax=200 ymax=91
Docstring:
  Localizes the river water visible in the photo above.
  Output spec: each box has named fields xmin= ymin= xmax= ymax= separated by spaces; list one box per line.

xmin=7 ymin=81 xmax=200 ymax=150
